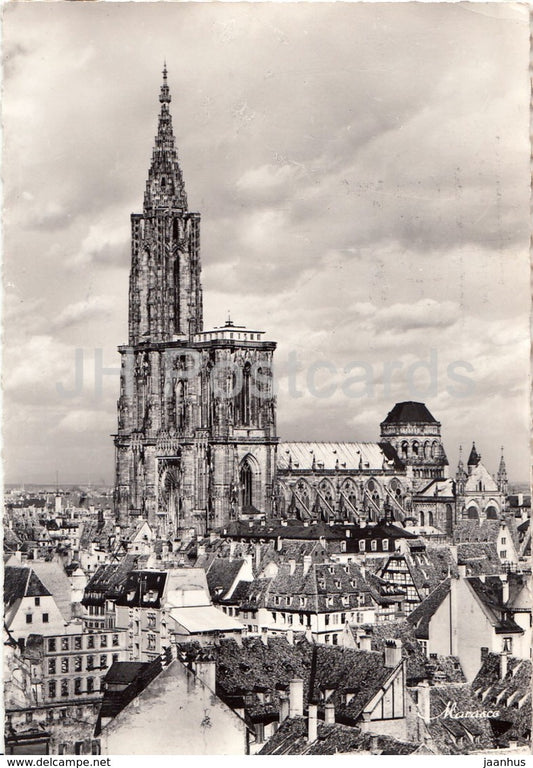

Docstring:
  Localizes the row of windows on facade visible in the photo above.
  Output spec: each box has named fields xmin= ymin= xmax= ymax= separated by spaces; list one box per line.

xmin=47 ymin=676 xmax=105 ymax=698
xmin=269 ymin=611 xmax=365 ymax=626
xmin=47 ymin=653 xmax=120 ymax=675
xmin=47 ymin=634 xmax=121 ymax=652
xmin=8 ymin=706 xmax=98 ymax=728
xmin=268 ymin=593 xmax=367 ymax=608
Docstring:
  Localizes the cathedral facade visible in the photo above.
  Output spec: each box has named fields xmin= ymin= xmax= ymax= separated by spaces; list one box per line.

xmin=113 ymin=69 xmax=278 ymax=536
xmin=114 ymin=70 xmax=508 ymax=538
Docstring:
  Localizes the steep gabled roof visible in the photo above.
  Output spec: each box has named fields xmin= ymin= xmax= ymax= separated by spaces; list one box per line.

xmin=407 ymin=579 xmax=451 ymax=639
xmin=381 ymin=402 xmax=438 ymax=425
xmin=30 ymin=561 xmax=72 ymax=622
xmin=205 ymin=558 xmax=244 ymax=601
xmin=466 ymin=577 xmax=523 ymax=634
xmin=4 ymin=567 xmax=51 ymax=608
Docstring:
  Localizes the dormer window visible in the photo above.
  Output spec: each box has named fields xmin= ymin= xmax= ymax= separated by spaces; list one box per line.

xmin=383 ymin=540 xmax=389 ymax=551
xmin=371 ymin=540 xmax=377 ymax=551
xmin=359 ymin=540 xmax=366 ymax=552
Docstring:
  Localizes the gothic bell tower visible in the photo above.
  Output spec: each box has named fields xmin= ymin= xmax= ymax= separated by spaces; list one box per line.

xmin=113 ymin=68 xmax=278 ymax=535
xmin=128 ymin=64 xmax=202 ymax=345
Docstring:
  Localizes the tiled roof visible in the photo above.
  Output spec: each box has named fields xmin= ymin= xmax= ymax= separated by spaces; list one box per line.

xmin=427 ymin=683 xmax=494 ymax=753
xmin=465 ymin=577 xmax=523 ymax=634
xmin=205 ymin=558 xmax=244 ymax=600
xmin=4 ymin=567 xmax=51 ymax=608
xmin=30 ymin=561 xmax=72 ymax=622
xmin=456 ymin=542 xmax=500 ymax=576
xmin=453 ymin=520 xmax=501 ymax=544
xmin=259 ymin=717 xmax=419 ymax=755
xmin=83 ymin=555 xmax=150 ymax=604
xmin=407 ymin=579 xmax=451 ymax=639
xmin=104 ymin=661 xmax=148 ymax=685
xmin=472 ymin=653 xmax=532 ymax=745
xmin=260 ymin=561 xmax=383 ymax=613
xmin=309 ymin=645 xmax=392 ymax=723
xmin=360 ymin=620 xmax=430 ymax=684
xmin=277 ymin=441 xmax=403 ymax=471
xmin=381 ymin=402 xmax=438 ymax=425
xmin=116 ymin=570 xmax=167 ymax=608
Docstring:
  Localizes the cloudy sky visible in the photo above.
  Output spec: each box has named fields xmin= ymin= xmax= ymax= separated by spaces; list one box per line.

xmin=3 ymin=2 xmax=530 ymax=486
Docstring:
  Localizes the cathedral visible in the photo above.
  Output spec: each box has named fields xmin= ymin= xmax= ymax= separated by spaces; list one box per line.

xmin=113 ymin=69 xmax=508 ymax=537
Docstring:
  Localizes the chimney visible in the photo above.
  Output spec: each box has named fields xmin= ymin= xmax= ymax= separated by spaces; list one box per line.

xmin=501 ymin=573 xmax=509 ymax=604
xmin=289 ymin=678 xmax=304 ymax=718
xmin=255 ymin=543 xmax=262 ymax=569
xmin=416 ymin=681 xmax=431 ymax=723
xmin=307 ymin=703 xmax=318 ymax=743
xmin=276 ymin=536 xmax=283 ymax=552
xmin=358 ymin=635 xmax=372 ymax=652
xmin=324 ymin=701 xmax=335 ymax=725
xmin=500 ymin=652 xmax=508 ymax=680
xmin=288 ymin=559 xmax=296 ymax=575
xmin=193 ymin=658 xmax=216 ymax=692
xmin=261 ymin=632 xmax=269 ymax=647
xmin=229 ymin=541 xmax=236 ymax=559
xmin=210 ymin=532 xmax=217 ymax=544
xmin=384 ymin=639 xmax=402 ymax=668
xmin=479 ymin=574 xmax=486 ymax=584
xmin=303 ymin=555 xmax=312 ymax=575
xmin=279 ymin=691 xmax=289 ymax=723
xmin=509 ymin=740 xmax=518 ymax=750
xmin=458 ymin=564 xmax=467 ymax=578
xmin=286 ymin=630 xmax=294 ymax=645
xmin=197 ymin=544 xmax=205 ymax=556
xmin=449 ymin=545 xmax=458 ymax=563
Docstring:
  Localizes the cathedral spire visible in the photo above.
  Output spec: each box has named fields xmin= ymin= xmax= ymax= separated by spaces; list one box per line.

xmin=144 ymin=65 xmax=187 ymax=212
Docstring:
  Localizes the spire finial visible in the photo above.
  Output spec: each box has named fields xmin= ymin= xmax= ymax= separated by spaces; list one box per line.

xmin=160 ymin=63 xmax=171 ymax=104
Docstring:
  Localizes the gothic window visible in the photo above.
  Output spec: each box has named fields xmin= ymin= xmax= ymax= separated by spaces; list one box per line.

xmin=427 ymin=511 xmax=434 ymax=526
xmin=174 ymin=380 xmax=185 ymax=431
xmin=412 ymin=441 xmax=419 ymax=456
xmin=240 ymin=460 xmax=254 ymax=509
xmin=419 ymin=511 xmax=425 ymax=526
xmin=431 ymin=441 xmax=439 ymax=459
xmin=401 ymin=441 xmax=409 ymax=458
xmin=237 ymin=362 xmax=252 ymax=426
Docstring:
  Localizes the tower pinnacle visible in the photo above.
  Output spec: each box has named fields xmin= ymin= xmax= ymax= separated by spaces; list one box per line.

xmin=144 ymin=65 xmax=187 ymax=211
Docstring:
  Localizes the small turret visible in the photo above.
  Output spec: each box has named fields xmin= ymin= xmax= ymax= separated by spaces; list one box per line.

xmin=456 ymin=445 xmax=467 ymax=494
xmin=496 ymin=446 xmax=508 ymax=496
xmin=467 ymin=442 xmax=481 ymax=474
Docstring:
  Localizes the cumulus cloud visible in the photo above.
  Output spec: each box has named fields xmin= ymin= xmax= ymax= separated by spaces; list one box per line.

xmin=2 ymin=2 xmax=530 ymax=483
xmin=52 ymin=296 xmax=115 ymax=330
